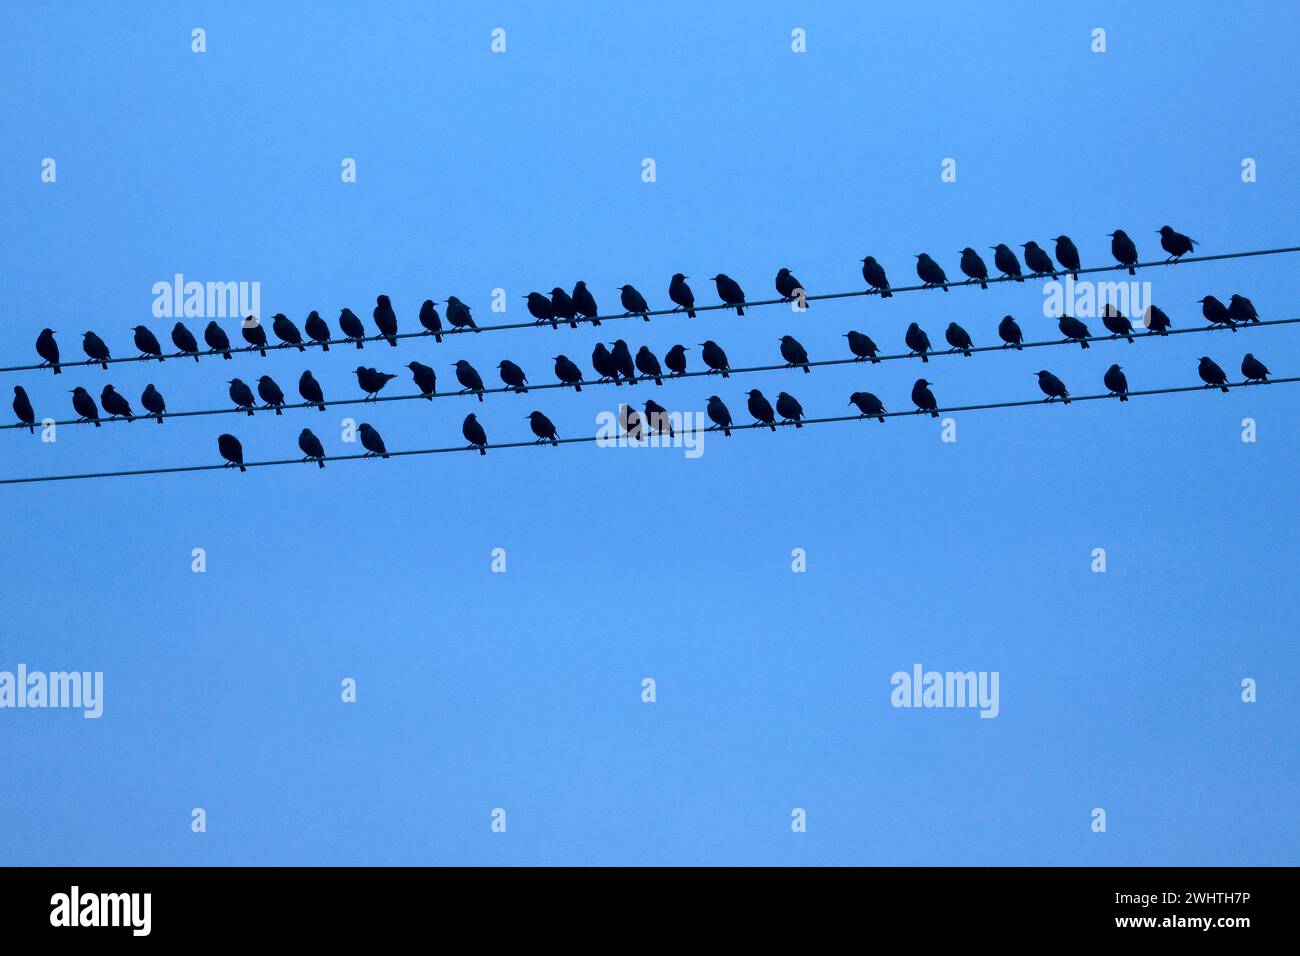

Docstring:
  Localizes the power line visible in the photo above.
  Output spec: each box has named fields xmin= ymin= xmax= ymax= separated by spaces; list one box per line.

xmin=5 ymin=375 xmax=1295 ymax=486
xmin=3 ymin=244 xmax=1296 ymax=376
xmin=6 ymin=315 xmax=1296 ymax=432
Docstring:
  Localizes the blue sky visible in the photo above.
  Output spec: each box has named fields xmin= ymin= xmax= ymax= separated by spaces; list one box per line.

xmin=0 ymin=2 xmax=1297 ymax=865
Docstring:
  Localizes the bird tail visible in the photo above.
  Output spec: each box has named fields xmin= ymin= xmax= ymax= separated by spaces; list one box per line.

xmin=1080 ymin=341 xmax=1089 ymax=350
xmin=239 ymin=464 xmax=246 ymax=472
xmin=687 ymin=309 xmax=696 ymax=318
xmin=155 ymin=414 xmax=163 ymax=424
xmin=478 ymin=446 xmax=486 ymax=456
xmin=387 ymin=336 xmax=397 ymax=346
xmin=767 ymin=422 xmax=775 ymax=432
xmin=1125 ymin=334 xmax=1134 ymax=344
xmin=930 ymin=410 xmax=939 ymax=418
xmin=877 ymin=415 xmax=885 ymax=423
xmin=317 ymin=459 xmax=325 ymax=469
xmin=1015 ymin=343 xmax=1023 ymax=351
xmin=1063 ymin=396 xmax=1071 ymax=404
xmin=980 ymin=281 xmax=988 ymax=290
xmin=246 ymin=408 xmax=254 ymax=416
xmin=1221 ymin=385 xmax=1229 ymax=393
xmin=470 ymin=322 xmax=480 ymax=332
xmin=591 ymin=318 xmax=600 ymax=327
xmin=53 ymin=365 xmax=61 ymax=374
xmin=963 ymin=348 xmax=971 ymax=358
xmin=941 ymin=284 xmax=948 ymax=292
xmin=1014 ymin=276 xmax=1023 ymax=283
xmin=297 ymin=344 xmax=305 ymax=352
xmin=921 ymin=353 xmax=928 ymax=363
xmin=100 ymin=361 xmax=108 ymax=370
xmin=550 ymin=437 xmax=558 ymax=446
xmin=318 ymin=403 xmax=326 ymax=412
xmin=882 ymin=289 xmax=892 ymax=298
xmin=223 ymin=351 xmax=231 ymax=359
xmin=737 ymin=305 xmax=745 ymax=315
xmin=435 ymin=333 xmax=442 ymax=342
xmin=722 ymin=370 xmax=729 ymax=378
xmin=382 ymin=452 xmax=390 ymax=458
xmin=355 ymin=340 xmax=364 ymax=349
xmin=322 ymin=342 xmax=329 ymax=351
xmin=655 ymin=376 xmax=663 ymax=386
xmin=574 ymin=383 xmax=582 ymax=392
xmin=1127 ymin=266 xmax=1135 ymax=276
xmin=192 ymin=354 xmax=199 ymax=363
xmin=1120 ymin=394 xmax=1128 ymax=402
xmin=723 ymin=426 xmax=731 ymax=437
xmin=476 ymin=392 xmax=484 ymax=403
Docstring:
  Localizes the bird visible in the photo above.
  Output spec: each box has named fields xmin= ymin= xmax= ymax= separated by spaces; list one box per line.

xmin=1101 ymin=304 xmax=1134 ymax=343
xmin=1022 ymin=241 xmax=1055 ymax=277
xmin=554 ymin=355 xmax=583 ymax=391
xmin=241 ymin=316 xmax=268 ymax=356
xmin=528 ymin=410 xmax=559 ymax=445
xmin=701 ymin=340 xmax=730 ymax=377
xmin=356 ymin=366 xmax=398 ymax=400
xmin=305 ymin=310 xmax=332 ymax=350
xmin=610 ymin=340 xmax=638 ymax=384
xmin=453 ymin=360 xmax=485 ymax=401
xmin=100 ymin=385 xmax=133 ymax=420
xmin=712 ymin=274 xmax=746 ymax=314
xmin=905 ymin=322 xmax=931 ymax=362
xmin=775 ymin=391 xmax=804 ymax=428
xmin=1053 ymin=235 xmax=1081 ymax=279
xmin=218 ymin=433 xmax=245 ymax=472
xmin=373 ymin=294 xmax=398 ymax=346
xmin=571 ymin=282 xmax=600 ymax=326
xmin=339 ymin=307 xmax=366 ymax=347
xmin=298 ymin=428 xmax=326 ymax=468
xmin=498 ymin=359 xmax=529 ymax=393
xmin=945 ymin=322 xmax=973 ymax=357
xmin=271 ymin=313 xmax=305 ymax=351
xmin=845 ymin=330 xmax=880 ymax=362
xmin=204 ymin=321 xmax=233 ymax=359
xmin=592 ymin=343 xmax=620 ymax=385
xmin=132 ymin=325 xmax=165 ymax=361
xmin=669 ymin=274 xmax=696 ymax=317
xmin=82 ymin=331 xmax=111 ymax=369
xmin=618 ymin=402 xmax=643 ymax=441
xmin=526 ymin=292 xmax=557 ymax=329
xmin=780 ymin=335 xmax=811 ymax=373
xmin=71 ymin=386 xmax=101 ymax=426
xmin=463 ymin=413 xmax=488 ymax=455
xmin=1158 ymin=225 xmax=1196 ymax=262
xmin=998 ymin=315 xmax=1024 ymax=349
xmin=706 ymin=395 xmax=733 ymax=436
xmin=1242 ymin=353 xmax=1270 ymax=385
xmin=1059 ymin=315 xmax=1091 ymax=349
xmin=861 ymin=256 xmax=892 ymax=297
xmin=1198 ymin=357 xmax=1229 ymax=393
xmin=359 ymin=423 xmax=389 ymax=458
xmin=911 ymin=379 xmax=939 ymax=418
xmin=635 ymin=346 xmax=664 ymax=385
xmin=171 ymin=322 xmax=200 ymax=361
xmin=849 ymin=391 xmax=886 ymax=423
xmin=1144 ymin=305 xmax=1172 ymax=335
xmin=1199 ymin=295 xmax=1235 ymax=331
xmin=618 ymin=285 xmax=650 ymax=321
xmin=643 ymin=399 xmax=673 ymax=437
xmin=1109 ymin=230 xmax=1138 ymax=274
xmin=992 ymin=244 xmax=1024 ymax=282
xmin=407 ymin=361 xmax=437 ymax=399
xmin=746 ymin=389 xmax=777 ymax=431
xmin=36 ymin=328 xmax=61 ymax=374
xmin=959 ymin=247 xmax=989 ymax=289
xmin=664 ymin=344 xmax=689 ymax=376
xmin=299 ymin=370 xmax=327 ymax=411
xmin=418 ymin=300 xmax=443 ymax=341
xmin=257 ymin=375 xmax=286 ymax=414
xmin=228 ymin=378 xmax=256 ymax=415
xmin=446 ymin=296 xmax=478 ymax=332
xmin=1228 ymin=295 xmax=1259 ymax=325
xmin=141 ymin=384 xmax=166 ymax=423
xmin=13 ymin=386 xmax=36 ymax=432
xmin=550 ymin=288 xmax=578 ymax=329
xmin=1036 ymin=370 xmax=1070 ymax=404
xmin=775 ymin=268 xmax=807 ymax=306
xmin=915 ymin=254 xmax=948 ymax=291
xmin=1104 ymin=364 xmax=1129 ymax=401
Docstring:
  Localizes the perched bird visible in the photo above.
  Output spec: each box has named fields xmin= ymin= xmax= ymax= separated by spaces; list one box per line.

xmin=218 ymin=433 xmax=245 ymax=472
xmin=36 ymin=328 xmax=61 ymax=374
xmin=553 ymin=355 xmax=583 ymax=391
xmin=133 ymin=325 xmax=165 ymax=361
xmin=664 ymin=344 xmax=689 ymax=376
xmin=339 ymin=307 xmax=367 ymax=347
xmin=257 ymin=375 xmax=286 ymax=414
xmin=998 ymin=315 xmax=1024 ymax=350
xmin=1053 ymin=235 xmax=1081 ymax=279
xmin=621 ymin=403 xmax=643 ymax=441
xmin=775 ymin=268 xmax=807 ymax=306
xmin=610 ymin=340 xmax=637 ymax=384
xmin=1242 ymin=353 xmax=1270 ymax=385
xmin=359 ymin=423 xmax=389 ymax=457
xmin=746 ymin=389 xmax=777 ymax=431
xmin=462 ymin=413 xmax=488 ymax=455
xmin=141 ymin=384 xmax=166 ymax=423
xmin=780 ymin=335 xmax=811 ymax=373
xmin=446 ymin=296 xmax=478 ymax=332
xmin=498 ymin=359 xmax=529 ymax=393
xmin=228 ymin=378 xmax=256 ymax=415
xmin=1198 ymin=356 xmax=1229 ymax=393
xmin=706 ymin=395 xmax=733 ymax=436
xmin=373 ymin=294 xmax=398 ymax=346
xmin=571 ymin=281 xmax=600 ymax=326
xmin=669 ymin=274 xmax=696 ymax=317
xmin=1101 ymin=304 xmax=1134 ymax=343
xmin=1199 ymin=295 xmax=1235 ymax=331
xmin=849 ymin=391 xmax=886 ymax=423
xmin=453 ymin=360 xmax=485 ymax=401
xmin=1158 ymin=225 xmax=1196 ymax=262
xmin=305 ymin=310 xmax=331 ymax=350
xmin=1228 ymin=294 xmax=1259 ymax=325
xmin=911 ymin=379 xmax=939 ymax=418
xmin=1059 ymin=315 xmax=1091 ymax=349
xmin=299 ymin=370 xmax=327 ymax=411
xmin=701 ymin=340 xmax=730 ymax=377
xmin=959 ymin=247 xmax=989 ymax=289
xmin=712 ymin=274 xmax=746 ymax=315
xmin=945 ymin=322 xmax=974 ymax=357
xmin=204 ymin=320 xmax=233 ymax=359
xmin=526 ymin=291 xmax=557 ymax=329
xmin=171 ymin=322 xmax=200 ymax=361
xmin=775 ymin=391 xmax=804 ymax=428
xmin=529 ymin=410 xmax=559 ymax=445
xmin=1144 ymin=304 xmax=1172 ymax=335
xmin=1104 ymin=364 xmax=1129 ymax=402
xmin=915 ymin=253 xmax=948 ymax=291
xmin=71 ymin=386 xmax=101 ymax=426
xmin=407 ymin=361 xmax=437 ymax=399
xmin=271 ymin=313 xmax=305 ymax=351
xmin=992 ymin=244 xmax=1024 ymax=282
xmin=13 ymin=386 xmax=36 ymax=433
xmin=905 ymin=322 xmax=932 ymax=362
xmin=550 ymin=288 xmax=578 ymax=329
xmin=592 ymin=343 xmax=620 ymax=384
xmin=1036 ymin=370 xmax=1070 ymax=404
xmin=241 ymin=316 xmax=268 ymax=356
xmin=298 ymin=428 xmax=326 ymax=468
xmin=101 ymin=385 xmax=133 ymax=420
xmin=1109 ymin=229 xmax=1138 ymax=275
xmin=845 ymin=330 xmax=880 ymax=363
xmin=1022 ymin=241 xmax=1055 ymax=277
xmin=418 ymin=300 xmax=443 ymax=341
xmin=861 ymin=256 xmax=892 ymax=297
xmin=82 ymin=331 xmax=111 ymax=369
xmin=635 ymin=346 xmax=664 ymax=385
xmin=618 ymin=284 xmax=650 ymax=321
xmin=356 ymin=366 xmax=398 ymax=400
xmin=644 ymin=399 xmax=673 ymax=437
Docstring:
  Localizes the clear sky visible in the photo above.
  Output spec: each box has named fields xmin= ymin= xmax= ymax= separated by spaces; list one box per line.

xmin=0 ymin=2 xmax=1296 ymax=865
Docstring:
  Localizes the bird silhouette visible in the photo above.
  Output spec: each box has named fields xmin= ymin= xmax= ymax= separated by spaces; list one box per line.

xmin=664 ymin=344 xmax=689 ymax=376
xmin=618 ymin=285 xmax=650 ymax=321
xmin=550 ymin=288 xmax=578 ymax=329
xmin=463 ymin=413 xmax=488 ymax=455
xmin=1059 ymin=315 xmax=1091 ymax=349
xmin=644 ymin=399 xmax=673 ymax=437
xmin=498 ymin=359 xmax=529 ymax=393
xmin=1104 ymin=364 xmax=1129 ymax=401
xmin=610 ymin=340 xmax=638 ymax=384
xmin=620 ymin=403 xmax=643 ymax=441
xmin=706 ymin=395 xmax=732 ymax=436
xmin=1109 ymin=230 xmax=1138 ymax=274
xmin=1242 ymin=353 xmax=1270 ymax=384
xmin=911 ymin=379 xmax=939 ymax=417
xmin=553 ymin=355 xmax=583 ymax=392
xmin=746 ymin=389 xmax=776 ymax=431
xmin=959 ymin=247 xmax=989 ymax=289
xmin=36 ymin=328 xmax=61 ymax=374
xmin=446 ymin=296 xmax=478 ymax=332
xmin=1228 ymin=295 xmax=1259 ymax=325
xmin=271 ymin=313 xmax=305 ymax=351
xmin=359 ymin=423 xmax=390 ymax=457
xmin=204 ymin=321 xmax=233 ymax=359
xmin=71 ymin=386 xmax=100 ymax=426
xmin=140 ymin=384 xmax=166 ymax=423
xmin=998 ymin=315 xmax=1024 ymax=349
xmin=712 ymin=274 xmax=746 ymax=314
xmin=528 ymin=410 xmax=559 ymax=445
xmin=526 ymin=292 xmax=557 ymax=329
xmin=992 ymin=244 xmax=1024 ymax=282
xmin=407 ymin=361 xmax=437 ymax=399
xmin=241 ymin=316 xmax=267 ymax=356
xmin=1036 ymin=370 xmax=1070 ymax=404
xmin=418 ymin=300 xmax=443 ymax=341
xmin=635 ymin=346 xmax=664 ymax=385
xmin=1144 ymin=305 xmax=1172 ymax=335
xmin=101 ymin=385 xmax=133 ymax=420
xmin=915 ymin=254 xmax=948 ymax=291
xmin=1198 ymin=357 xmax=1229 ymax=392
xmin=1158 ymin=225 xmax=1196 ymax=262
xmin=373 ymin=295 xmax=398 ymax=345
xmin=298 ymin=428 xmax=326 ymax=467
xmin=775 ymin=268 xmax=807 ymax=306
xmin=905 ymin=322 xmax=932 ymax=362
xmin=780 ymin=335 xmax=811 ymax=373
xmin=1053 ymin=235 xmax=1081 ymax=279
xmin=339 ymin=307 xmax=366 ymax=347
xmin=356 ymin=366 xmax=398 ymax=400
xmin=305 ymin=310 xmax=332 ymax=350
xmin=669 ymin=274 xmax=696 ymax=317
xmin=571 ymin=282 xmax=600 ymax=326
xmin=592 ymin=343 xmax=620 ymax=385
xmin=845 ymin=330 xmax=879 ymax=363
xmin=228 ymin=378 xmax=256 ymax=415
xmin=945 ymin=322 xmax=974 ymax=357
xmin=82 ymin=331 xmax=111 ymax=369
xmin=132 ymin=325 xmax=164 ymax=361
xmin=1022 ymin=241 xmax=1055 ymax=277
xmin=454 ymin=360 xmax=485 ymax=400
xmin=12 ymin=386 xmax=35 ymax=433
xmin=218 ymin=434 xmax=245 ymax=472
xmin=257 ymin=375 xmax=286 ymax=414
xmin=1199 ymin=295 xmax=1235 ymax=331
xmin=849 ymin=391 xmax=886 ymax=423
xmin=171 ymin=322 xmax=200 ymax=361
xmin=299 ymin=370 xmax=327 ymax=411
xmin=775 ymin=391 xmax=804 ymax=428
xmin=1101 ymin=304 xmax=1134 ymax=343
xmin=701 ymin=340 xmax=730 ymax=377
xmin=861 ymin=256 xmax=892 ymax=297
